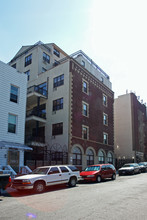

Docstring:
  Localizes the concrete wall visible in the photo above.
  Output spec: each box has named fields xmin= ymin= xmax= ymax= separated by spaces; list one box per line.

xmin=114 ymin=94 xmax=134 ymax=159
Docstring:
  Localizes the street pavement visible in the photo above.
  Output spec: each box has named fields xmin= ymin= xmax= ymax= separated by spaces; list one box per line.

xmin=1 ymin=173 xmax=147 ymax=220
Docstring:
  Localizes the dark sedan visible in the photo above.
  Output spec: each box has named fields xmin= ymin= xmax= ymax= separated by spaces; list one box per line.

xmin=118 ymin=163 xmax=141 ymax=175
xmin=138 ymin=162 xmax=147 ymax=173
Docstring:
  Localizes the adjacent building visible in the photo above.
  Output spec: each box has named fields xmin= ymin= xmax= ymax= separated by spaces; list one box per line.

xmin=114 ymin=92 xmax=147 ymax=168
xmin=0 ymin=60 xmax=32 ymax=174
xmin=9 ymin=41 xmax=114 ymax=170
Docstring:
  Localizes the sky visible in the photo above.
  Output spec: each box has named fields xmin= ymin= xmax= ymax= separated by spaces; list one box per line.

xmin=0 ymin=0 xmax=147 ymax=104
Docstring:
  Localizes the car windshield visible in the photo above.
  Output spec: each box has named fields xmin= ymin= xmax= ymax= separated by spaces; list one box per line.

xmin=32 ymin=167 xmax=49 ymax=174
xmin=85 ymin=166 xmax=100 ymax=171
xmin=123 ymin=164 xmax=134 ymax=168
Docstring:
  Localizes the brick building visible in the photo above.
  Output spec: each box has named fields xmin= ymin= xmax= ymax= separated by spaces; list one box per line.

xmin=114 ymin=92 xmax=147 ymax=168
xmin=9 ymin=42 xmax=114 ymax=170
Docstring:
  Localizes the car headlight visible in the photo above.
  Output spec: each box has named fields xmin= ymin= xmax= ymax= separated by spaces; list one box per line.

xmin=87 ymin=175 xmax=95 ymax=177
xmin=22 ymin=179 xmax=31 ymax=184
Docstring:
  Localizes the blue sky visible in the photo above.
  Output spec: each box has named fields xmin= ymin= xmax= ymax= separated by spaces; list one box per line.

xmin=1 ymin=0 xmax=147 ymax=104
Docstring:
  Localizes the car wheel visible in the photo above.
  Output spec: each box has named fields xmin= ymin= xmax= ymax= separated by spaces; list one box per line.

xmin=96 ymin=175 xmax=101 ymax=183
xmin=132 ymin=170 xmax=135 ymax=175
xmin=68 ymin=177 xmax=77 ymax=187
xmin=112 ymin=173 xmax=116 ymax=180
xmin=34 ymin=181 xmax=45 ymax=193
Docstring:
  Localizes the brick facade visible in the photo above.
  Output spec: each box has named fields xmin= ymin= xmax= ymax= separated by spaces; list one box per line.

xmin=69 ymin=60 xmax=114 ymax=168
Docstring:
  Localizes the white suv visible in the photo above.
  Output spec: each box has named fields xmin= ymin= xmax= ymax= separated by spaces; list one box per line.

xmin=12 ymin=165 xmax=80 ymax=193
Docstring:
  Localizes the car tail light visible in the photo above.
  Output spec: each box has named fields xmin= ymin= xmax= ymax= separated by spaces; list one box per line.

xmin=9 ymin=176 xmax=11 ymax=183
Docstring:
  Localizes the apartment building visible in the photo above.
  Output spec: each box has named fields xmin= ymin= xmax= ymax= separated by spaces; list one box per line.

xmin=114 ymin=92 xmax=147 ymax=167
xmin=0 ymin=60 xmax=32 ymax=174
xmin=9 ymin=41 xmax=114 ymax=170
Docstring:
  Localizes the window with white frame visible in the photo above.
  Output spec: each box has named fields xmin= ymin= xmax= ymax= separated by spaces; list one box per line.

xmin=82 ymin=79 xmax=89 ymax=94
xmin=72 ymin=146 xmax=82 ymax=165
xmin=103 ymin=94 xmax=107 ymax=106
xmin=10 ymin=85 xmax=19 ymax=103
xmin=8 ymin=114 xmax=17 ymax=133
xmin=103 ymin=133 xmax=108 ymax=145
xmin=103 ymin=113 xmax=108 ymax=125
xmin=82 ymin=102 xmax=89 ymax=117
xmin=98 ymin=150 xmax=105 ymax=164
xmin=82 ymin=125 xmax=89 ymax=140
xmin=87 ymin=149 xmax=94 ymax=165
xmin=107 ymin=152 xmax=113 ymax=164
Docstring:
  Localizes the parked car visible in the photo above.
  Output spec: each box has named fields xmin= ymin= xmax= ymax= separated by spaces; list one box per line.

xmin=12 ymin=165 xmax=80 ymax=193
xmin=138 ymin=162 xmax=147 ymax=173
xmin=80 ymin=164 xmax=116 ymax=183
xmin=118 ymin=163 xmax=140 ymax=175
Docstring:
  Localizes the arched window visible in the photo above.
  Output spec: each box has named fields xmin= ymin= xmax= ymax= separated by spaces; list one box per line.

xmin=107 ymin=152 xmax=113 ymax=164
xmin=98 ymin=150 xmax=105 ymax=164
xmin=73 ymin=147 xmax=82 ymax=165
xmin=87 ymin=149 xmax=94 ymax=165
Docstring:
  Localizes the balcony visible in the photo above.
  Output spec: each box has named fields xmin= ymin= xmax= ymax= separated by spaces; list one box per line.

xmin=25 ymin=135 xmax=45 ymax=146
xmin=27 ymin=85 xmax=47 ymax=108
xmin=26 ymin=109 xmax=46 ymax=124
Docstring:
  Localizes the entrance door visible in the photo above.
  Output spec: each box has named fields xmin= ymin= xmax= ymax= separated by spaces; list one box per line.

xmin=8 ymin=150 xmax=19 ymax=173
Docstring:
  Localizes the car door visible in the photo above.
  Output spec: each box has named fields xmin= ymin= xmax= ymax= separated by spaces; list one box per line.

xmin=59 ymin=166 xmax=70 ymax=183
xmin=101 ymin=165 xmax=107 ymax=179
xmin=46 ymin=166 xmax=62 ymax=186
xmin=106 ymin=165 xmax=113 ymax=178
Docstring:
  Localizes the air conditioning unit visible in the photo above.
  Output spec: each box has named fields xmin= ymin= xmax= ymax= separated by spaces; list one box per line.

xmin=52 ymin=111 xmax=56 ymax=115
xmin=53 ymin=87 xmax=57 ymax=91
xmin=51 ymin=136 xmax=56 ymax=139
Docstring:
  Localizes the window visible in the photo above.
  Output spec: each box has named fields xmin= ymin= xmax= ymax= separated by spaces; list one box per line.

xmin=10 ymin=85 xmax=18 ymax=103
xmin=73 ymin=147 xmax=82 ymax=165
xmin=82 ymin=125 xmax=89 ymax=140
xmin=25 ymin=54 xmax=32 ymax=67
xmin=8 ymin=114 xmax=17 ymax=133
xmin=101 ymin=77 xmax=104 ymax=83
xmin=103 ymin=133 xmax=108 ymax=145
xmin=53 ymin=98 xmax=63 ymax=111
xmin=11 ymin=63 xmax=16 ymax=69
xmin=98 ymin=150 xmax=105 ymax=164
xmin=81 ymin=60 xmax=85 ymax=67
xmin=53 ymin=74 xmax=64 ymax=88
xmin=60 ymin=167 xmax=69 ymax=173
xmin=49 ymin=167 xmax=60 ymax=174
xmin=53 ymin=48 xmax=60 ymax=57
xmin=87 ymin=149 xmax=94 ymax=165
xmin=103 ymin=94 xmax=107 ymax=106
xmin=67 ymin=165 xmax=79 ymax=172
xmin=82 ymin=102 xmax=89 ymax=117
xmin=82 ymin=80 xmax=89 ymax=94
xmin=52 ymin=122 xmax=63 ymax=136
xmin=43 ymin=52 xmax=50 ymax=63
xmin=103 ymin=113 xmax=108 ymax=125
xmin=25 ymin=70 xmax=30 ymax=81
xmin=107 ymin=152 xmax=113 ymax=164
xmin=35 ymin=82 xmax=47 ymax=96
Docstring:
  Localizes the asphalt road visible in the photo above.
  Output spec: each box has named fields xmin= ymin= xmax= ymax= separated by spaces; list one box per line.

xmin=1 ymin=173 xmax=147 ymax=220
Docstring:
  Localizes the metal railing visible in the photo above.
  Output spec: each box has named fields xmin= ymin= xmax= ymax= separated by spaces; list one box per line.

xmin=27 ymin=85 xmax=47 ymax=97
xmin=25 ymin=135 xmax=45 ymax=144
xmin=26 ymin=109 xmax=46 ymax=119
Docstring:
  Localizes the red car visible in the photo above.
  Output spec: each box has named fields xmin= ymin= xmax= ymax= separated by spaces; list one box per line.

xmin=80 ymin=164 xmax=116 ymax=183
